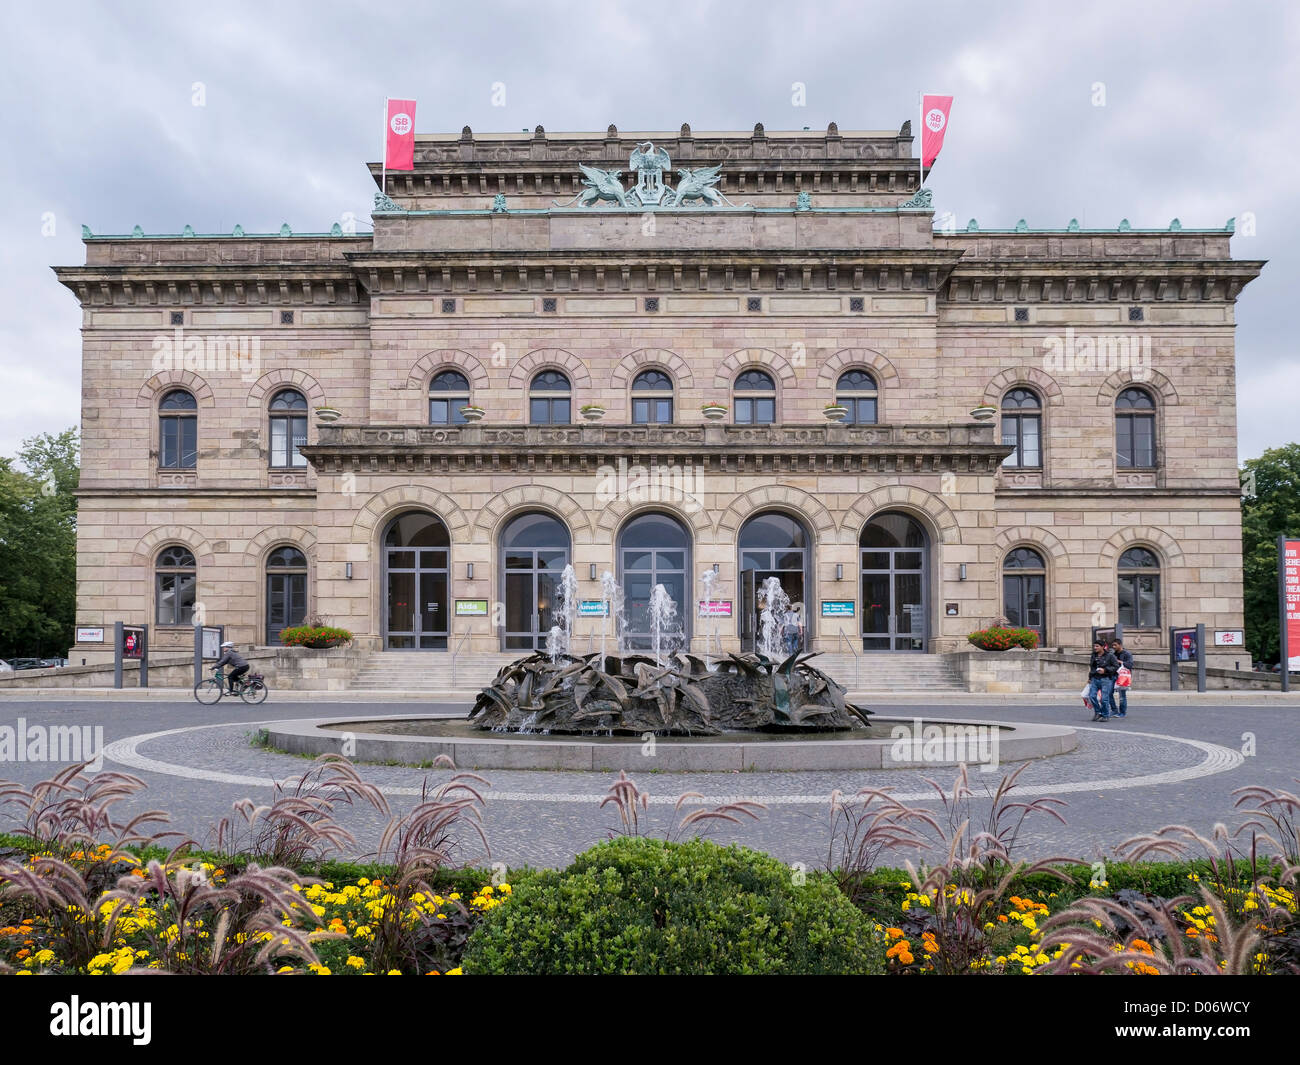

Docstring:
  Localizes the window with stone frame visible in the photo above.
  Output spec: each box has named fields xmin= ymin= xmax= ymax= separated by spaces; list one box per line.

xmin=158 ymin=389 xmax=197 ymax=469
xmin=1117 ymin=546 xmax=1161 ymax=628
xmin=733 ymin=368 xmax=776 ymax=425
xmin=155 ymin=545 xmax=197 ymax=626
xmin=428 ymin=370 xmax=471 ymax=425
xmin=1115 ymin=387 xmax=1157 ymax=468
xmin=835 ymin=369 xmax=879 ymax=425
xmin=631 ymin=368 xmax=674 ymax=424
xmin=269 ymin=389 xmax=309 ymax=468
xmin=529 ymin=370 xmax=571 ymax=425
xmin=1001 ymin=387 xmax=1043 ymax=468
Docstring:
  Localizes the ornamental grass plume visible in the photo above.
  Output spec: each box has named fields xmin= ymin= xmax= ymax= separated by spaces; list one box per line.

xmin=370 ymin=760 xmax=492 ymax=975
xmin=599 ymin=770 xmax=765 ymax=842
xmin=211 ymin=754 xmax=389 ymax=868
xmin=825 ymin=787 xmax=942 ymax=908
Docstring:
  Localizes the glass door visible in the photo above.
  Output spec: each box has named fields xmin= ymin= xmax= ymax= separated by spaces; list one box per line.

xmin=504 ymin=548 xmax=567 ymax=650
xmin=385 ymin=547 xmax=449 ymax=649
xmin=860 ymin=548 xmax=927 ymax=651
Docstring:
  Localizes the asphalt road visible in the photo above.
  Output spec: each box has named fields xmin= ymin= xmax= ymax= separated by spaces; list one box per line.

xmin=0 ymin=695 xmax=1293 ymax=870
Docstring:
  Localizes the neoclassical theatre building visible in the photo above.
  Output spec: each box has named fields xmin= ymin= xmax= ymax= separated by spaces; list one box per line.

xmin=58 ymin=123 xmax=1263 ymax=668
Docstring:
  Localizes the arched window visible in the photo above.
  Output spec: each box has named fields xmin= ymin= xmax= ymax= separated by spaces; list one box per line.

xmin=429 ymin=370 xmax=471 ymax=425
xmin=631 ymin=369 xmax=674 ymax=425
xmin=836 ymin=369 xmax=878 ymax=425
xmin=1117 ymin=547 xmax=1161 ymax=628
xmin=155 ymin=545 xmax=196 ymax=626
xmin=529 ymin=370 xmax=571 ymax=425
xmin=158 ymin=389 xmax=197 ymax=469
xmin=618 ymin=513 xmax=691 ymax=650
xmin=738 ymin=512 xmax=811 ymax=652
xmin=269 ymin=389 xmax=308 ymax=468
xmin=266 ymin=546 xmax=308 ymax=644
xmin=733 ymin=369 xmax=776 ymax=425
xmin=501 ymin=512 xmax=572 ymax=650
xmin=1115 ymin=387 xmax=1156 ymax=468
xmin=1002 ymin=547 xmax=1046 ymax=646
xmin=383 ymin=512 xmax=451 ymax=650
xmin=859 ymin=512 xmax=928 ymax=651
xmin=1001 ymin=388 xmax=1042 ymax=468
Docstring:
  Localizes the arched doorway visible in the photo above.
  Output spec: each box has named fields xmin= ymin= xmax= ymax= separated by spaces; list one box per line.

xmin=383 ymin=512 xmax=450 ymax=650
xmin=618 ymin=512 xmax=691 ymax=650
xmin=501 ymin=512 xmax=571 ymax=651
xmin=860 ymin=512 xmax=929 ymax=651
xmin=738 ymin=512 xmax=811 ymax=652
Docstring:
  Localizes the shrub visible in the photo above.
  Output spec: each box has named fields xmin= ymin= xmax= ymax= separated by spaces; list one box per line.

xmin=967 ymin=626 xmax=1039 ymax=651
xmin=279 ymin=625 xmax=352 ymax=649
xmin=462 ymin=836 xmax=883 ymax=975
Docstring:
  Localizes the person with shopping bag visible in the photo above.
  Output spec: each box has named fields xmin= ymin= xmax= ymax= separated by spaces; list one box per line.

xmin=1109 ymin=638 xmax=1133 ymax=719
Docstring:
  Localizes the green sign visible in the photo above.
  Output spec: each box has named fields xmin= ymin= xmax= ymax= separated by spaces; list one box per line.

xmin=455 ymin=599 xmax=489 ymax=616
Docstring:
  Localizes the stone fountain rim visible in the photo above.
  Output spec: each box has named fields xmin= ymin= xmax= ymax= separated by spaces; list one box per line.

xmin=263 ymin=714 xmax=1078 ymax=772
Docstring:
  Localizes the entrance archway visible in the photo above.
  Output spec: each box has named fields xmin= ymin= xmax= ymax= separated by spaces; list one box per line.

xmin=738 ymin=512 xmax=811 ymax=652
xmin=860 ymin=511 xmax=929 ymax=651
xmin=501 ymin=512 xmax=571 ymax=651
xmin=383 ymin=512 xmax=450 ymax=650
xmin=617 ymin=512 xmax=691 ymax=650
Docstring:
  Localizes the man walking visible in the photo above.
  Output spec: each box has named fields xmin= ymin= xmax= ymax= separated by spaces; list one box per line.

xmin=1109 ymin=638 xmax=1133 ymax=719
xmin=1087 ymin=639 xmax=1119 ymax=721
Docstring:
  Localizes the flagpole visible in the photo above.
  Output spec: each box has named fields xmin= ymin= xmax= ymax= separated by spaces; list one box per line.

xmin=918 ymin=91 xmax=924 ymax=190
xmin=382 ymin=97 xmax=388 ymax=196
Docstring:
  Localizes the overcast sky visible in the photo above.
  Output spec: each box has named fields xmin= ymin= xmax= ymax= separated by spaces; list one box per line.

xmin=1 ymin=0 xmax=1294 ymax=462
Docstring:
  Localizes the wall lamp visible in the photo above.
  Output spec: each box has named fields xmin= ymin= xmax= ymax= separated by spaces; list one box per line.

xmin=835 ymin=563 xmax=843 ymax=580
xmin=959 ymin=564 xmax=967 ymax=581
xmin=467 ymin=563 xmax=474 ymax=579
xmin=713 ymin=563 xmax=719 ymax=574
xmin=345 ymin=562 xmax=353 ymax=580
xmin=590 ymin=563 xmax=598 ymax=580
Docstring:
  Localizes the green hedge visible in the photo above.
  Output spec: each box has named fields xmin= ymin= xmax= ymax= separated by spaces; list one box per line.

xmin=461 ymin=836 xmax=883 ymax=975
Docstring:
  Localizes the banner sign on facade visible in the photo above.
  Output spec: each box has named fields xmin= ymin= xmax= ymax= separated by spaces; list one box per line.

xmin=578 ymin=600 xmax=609 ymax=617
xmin=1213 ymin=629 xmax=1245 ymax=647
xmin=76 ymin=627 xmax=104 ymax=643
xmin=1282 ymin=537 xmax=1300 ymax=687
xmin=821 ymin=601 xmax=855 ymax=617
xmin=698 ymin=600 xmax=732 ymax=618
xmin=454 ymin=600 xmax=489 ymax=616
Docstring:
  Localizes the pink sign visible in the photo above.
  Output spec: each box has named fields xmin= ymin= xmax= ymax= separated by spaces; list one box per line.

xmin=698 ymin=600 xmax=732 ymax=618
xmin=1284 ymin=540 xmax=1300 ymax=671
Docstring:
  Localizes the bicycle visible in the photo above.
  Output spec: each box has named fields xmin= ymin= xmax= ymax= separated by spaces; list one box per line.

xmin=193 ymin=667 xmax=269 ymax=705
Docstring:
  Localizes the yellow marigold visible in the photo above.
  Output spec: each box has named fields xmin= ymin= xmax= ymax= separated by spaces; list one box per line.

xmin=885 ymin=927 xmax=904 ymax=939
xmin=346 ymin=956 xmax=366 ymax=969
xmin=447 ymin=967 xmax=463 ymax=975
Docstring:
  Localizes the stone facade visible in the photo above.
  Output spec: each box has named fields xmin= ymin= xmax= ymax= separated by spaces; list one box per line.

xmin=56 ymin=124 xmax=1264 ymax=667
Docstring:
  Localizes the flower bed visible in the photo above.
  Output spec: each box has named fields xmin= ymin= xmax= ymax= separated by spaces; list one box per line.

xmin=967 ymin=626 xmax=1039 ymax=651
xmin=279 ymin=624 xmax=353 ymax=649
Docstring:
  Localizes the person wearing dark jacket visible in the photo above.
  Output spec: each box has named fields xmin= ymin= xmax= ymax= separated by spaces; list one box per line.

xmin=214 ymin=641 xmax=249 ymax=693
xmin=1087 ymin=640 xmax=1119 ymax=721
xmin=1109 ymin=639 xmax=1133 ymax=718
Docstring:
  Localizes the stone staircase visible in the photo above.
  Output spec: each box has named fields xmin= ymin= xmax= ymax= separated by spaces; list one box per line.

xmin=348 ymin=651 xmax=523 ymax=693
xmin=804 ymin=652 xmax=967 ymax=693
xmin=347 ymin=649 xmax=967 ymax=694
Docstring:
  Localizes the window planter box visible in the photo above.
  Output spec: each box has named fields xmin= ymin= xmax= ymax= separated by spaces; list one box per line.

xmin=701 ymin=404 xmax=728 ymax=420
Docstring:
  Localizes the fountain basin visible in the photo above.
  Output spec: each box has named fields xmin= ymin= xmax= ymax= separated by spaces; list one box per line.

xmin=265 ymin=716 xmax=1077 ymax=771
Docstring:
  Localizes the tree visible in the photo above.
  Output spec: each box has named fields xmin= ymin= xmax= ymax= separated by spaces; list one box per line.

xmin=1240 ymin=443 xmax=1300 ymax=667
xmin=0 ymin=428 xmax=79 ymax=659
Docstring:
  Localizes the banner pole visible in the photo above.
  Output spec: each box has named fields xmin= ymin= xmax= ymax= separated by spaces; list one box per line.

xmin=918 ymin=92 xmax=924 ymax=189
xmin=1281 ymin=535 xmax=1291 ymax=693
xmin=382 ymin=97 xmax=388 ymax=196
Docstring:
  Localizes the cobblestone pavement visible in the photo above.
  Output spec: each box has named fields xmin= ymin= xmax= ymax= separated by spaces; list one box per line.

xmin=0 ymin=696 xmax=1291 ymax=870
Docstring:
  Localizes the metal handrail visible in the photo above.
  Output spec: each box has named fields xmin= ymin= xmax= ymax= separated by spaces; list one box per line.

xmin=450 ymin=628 xmax=472 ymax=688
xmin=836 ymin=629 xmax=862 ymax=689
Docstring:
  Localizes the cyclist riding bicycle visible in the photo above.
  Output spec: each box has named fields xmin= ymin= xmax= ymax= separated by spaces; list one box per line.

xmin=214 ymin=641 xmax=249 ymax=693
